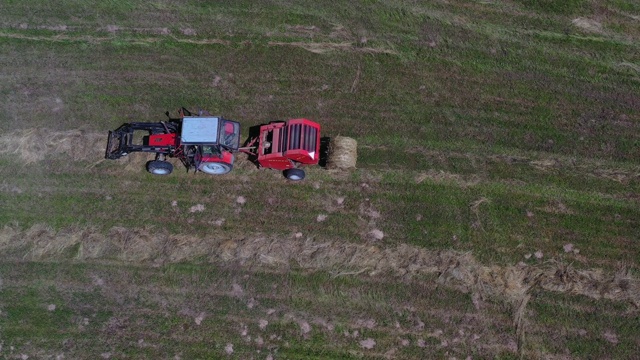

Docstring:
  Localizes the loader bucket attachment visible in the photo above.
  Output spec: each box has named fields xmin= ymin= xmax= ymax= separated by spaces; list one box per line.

xmin=105 ymin=130 xmax=127 ymax=159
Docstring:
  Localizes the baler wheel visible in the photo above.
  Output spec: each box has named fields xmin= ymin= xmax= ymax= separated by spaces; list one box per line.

xmin=147 ymin=160 xmax=174 ymax=175
xmin=284 ymin=168 xmax=305 ymax=181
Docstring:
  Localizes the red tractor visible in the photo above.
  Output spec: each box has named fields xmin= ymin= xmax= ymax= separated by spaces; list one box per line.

xmin=105 ymin=108 xmax=321 ymax=180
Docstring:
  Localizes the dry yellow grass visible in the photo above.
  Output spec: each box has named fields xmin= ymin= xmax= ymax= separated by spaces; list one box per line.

xmin=2 ymin=224 xmax=637 ymax=308
xmin=0 ymin=129 xmax=105 ymax=163
xmin=267 ymin=41 xmax=397 ymax=55
xmin=571 ymin=18 xmax=604 ymax=34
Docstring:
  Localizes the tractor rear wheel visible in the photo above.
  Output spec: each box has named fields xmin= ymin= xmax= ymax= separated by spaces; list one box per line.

xmin=284 ymin=168 xmax=305 ymax=181
xmin=199 ymin=161 xmax=233 ymax=175
xmin=147 ymin=160 xmax=173 ymax=175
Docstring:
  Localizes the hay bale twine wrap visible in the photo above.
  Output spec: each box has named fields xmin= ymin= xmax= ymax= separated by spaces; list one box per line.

xmin=327 ymin=136 xmax=357 ymax=170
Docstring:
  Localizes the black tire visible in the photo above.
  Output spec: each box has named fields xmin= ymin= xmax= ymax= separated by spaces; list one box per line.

xmin=284 ymin=168 xmax=305 ymax=181
xmin=147 ymin=160 xmax=173 ymax=175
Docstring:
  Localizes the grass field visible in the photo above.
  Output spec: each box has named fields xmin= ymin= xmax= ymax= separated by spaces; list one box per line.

xmin=1 ymin=0 xmax=639 ymax=358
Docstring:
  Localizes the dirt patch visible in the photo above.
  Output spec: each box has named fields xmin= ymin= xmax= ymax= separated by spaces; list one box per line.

xmin=537 ymin=200 xmax=574 ymax=215
xmin=572 ymin=18 xmax=604 ymax=34
xmin=494 ymin=153 xmax=640 ymax=185
xmin=529 ymin=159 xmax=559 ymax=171
xmin=414 ymin=169 xmax=480 ymax=187
xmin=267 ymin=41 xmax=397 ymax=55
xmin=329 ymin=25 xmax=352 ymax=40
xmin=0 ymin=30 xmax=394 ymax=54
xmin=181 ymin=28 xmax=197 ymax=36
xmin=618 ymin=62 xmax=640 ymax=74
xmin=591 ymin=168 xmax=639 ymax=184
xmin=0 ymin=181 xmax=24 ymax=194
xmin=0 ymin=31 xmax=230 ymax=46
xmin=132 ymin=27 xmax=171 ymax=35
xmin=284 ymin=25 xmax=320 ymax=38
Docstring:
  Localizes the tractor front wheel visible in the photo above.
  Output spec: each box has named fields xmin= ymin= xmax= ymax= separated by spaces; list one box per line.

xmin=147 ymin=160 xmax=173 ymax=175
xmin=284 ymin=168 xmax=305 ymax=181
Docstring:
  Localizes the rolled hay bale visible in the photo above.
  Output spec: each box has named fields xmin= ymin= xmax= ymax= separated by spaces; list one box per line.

xmin=326 ymin=136 xmax=357 ymax=170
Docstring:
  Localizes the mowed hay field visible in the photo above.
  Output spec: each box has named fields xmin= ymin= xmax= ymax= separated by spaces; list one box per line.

xmin=0 ymin=0 xmax=639 ymax=358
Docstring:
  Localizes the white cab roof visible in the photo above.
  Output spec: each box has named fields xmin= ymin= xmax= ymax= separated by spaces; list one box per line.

xmin=181 ymin=116 xmax=219 ymax=144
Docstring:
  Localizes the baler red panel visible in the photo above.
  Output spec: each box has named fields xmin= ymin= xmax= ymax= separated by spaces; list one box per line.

xmin=286 ymin=149 xmax=318 ymax=164
xmin=256 ymin=122 xmax=293 ymax=170
xmin=258 ymin=157 xmax=294 ymax=170
xmin=256 ymin=118 xmax=320 ymax=170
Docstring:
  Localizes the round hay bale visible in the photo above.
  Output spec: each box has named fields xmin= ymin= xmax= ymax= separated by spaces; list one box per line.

xmin=327 ymin=136 xmax=357 ymax=170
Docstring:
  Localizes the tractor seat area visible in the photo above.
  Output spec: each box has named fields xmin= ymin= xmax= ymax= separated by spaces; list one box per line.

xmin=221 ymin=121 xmax=240 ymax=149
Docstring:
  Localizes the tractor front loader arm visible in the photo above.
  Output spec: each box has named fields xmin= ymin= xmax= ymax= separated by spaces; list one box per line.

xmin=105 ymin=122 xmax=179 ymax=160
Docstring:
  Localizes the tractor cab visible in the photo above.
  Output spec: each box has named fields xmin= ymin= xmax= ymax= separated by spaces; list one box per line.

xmin=180 ymin=116 xmax=240 ymax=150
xmin=180 ymin=116 xmax=240 ymax=175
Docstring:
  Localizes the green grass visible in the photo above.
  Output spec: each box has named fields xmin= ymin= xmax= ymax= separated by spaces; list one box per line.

xmin=519 ymin=0 xmax=590 ymax=15
xmin=529 ymin=292 xmax=640 ymax=358
xmin=1 ymin=0 xmax=639 ymax=358
xmin=0 ymin=262 xmax=514 ymax=359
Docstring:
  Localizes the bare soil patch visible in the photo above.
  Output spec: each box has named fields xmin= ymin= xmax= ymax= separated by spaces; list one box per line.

xmin=414 ymin=169 xmax=481 ymax=187
xmin=267 ymin=41 xmax=397 ymax=54
xmin=572 ymin=18 xmax=604 ymax=34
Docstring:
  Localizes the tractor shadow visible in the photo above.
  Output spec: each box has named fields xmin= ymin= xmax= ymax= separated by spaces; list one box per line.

xmin=319 ymin=136 xmax=330 ymax=168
